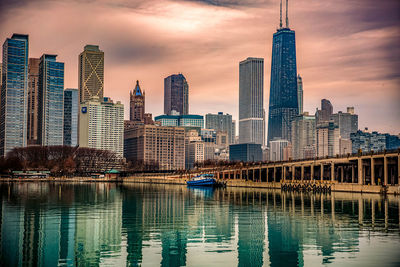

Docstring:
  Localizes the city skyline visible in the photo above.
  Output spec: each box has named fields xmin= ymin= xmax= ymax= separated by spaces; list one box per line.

xmin=0 ymin=0 xmax=399 ymax=135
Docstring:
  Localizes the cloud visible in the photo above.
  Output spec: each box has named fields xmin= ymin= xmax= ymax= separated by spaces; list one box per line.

xmin=0 ymin=0 xmax=399 ymax=134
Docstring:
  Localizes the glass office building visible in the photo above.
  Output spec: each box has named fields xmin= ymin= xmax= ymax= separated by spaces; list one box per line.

xmin=38 ymin=54 xmax=64 ymax=146
xmin=164 ymin=74 xmax=189 ymax=116
xmin=229 ymin=143 xmax=262 ymax=162
xmin=267 ymin=27 xmax=298 ymax=144
xmin=64 ymin=89 xmax=78 ymax=146
xmin=155 ymin=114 xmax=204 ymax=129
xmin=239 ymin=58 xmax=265 ymax=146
xmin=0 ymin=34 xmax=29 ymax=156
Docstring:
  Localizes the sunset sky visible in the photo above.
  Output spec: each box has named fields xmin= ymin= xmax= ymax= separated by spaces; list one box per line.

xmin=1 ymin=0 xmax=399 ymax=135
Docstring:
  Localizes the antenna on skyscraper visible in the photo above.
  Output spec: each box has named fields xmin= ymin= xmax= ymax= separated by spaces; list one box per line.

xmin=285 ymin=0 xmax=289 ymax=28
xmin=279 ymin=0 xmax=283 ymax=28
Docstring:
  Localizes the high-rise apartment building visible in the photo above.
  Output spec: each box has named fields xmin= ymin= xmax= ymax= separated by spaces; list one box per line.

xmin=315 ymin=99 xmax=333 ymax=124
xmin=79 ymin=97 xmax=124 ymax=157
xmin=291 ymin=113 xmax=315 ymax=160
xmin=78 ymin=45 xmax=104 ymax=104
xmin=297 ymin=75 xmax=303 ymax=115
xmin=185 ymin=130 xmax=204 ymax=169
xmin=269 ymin=139 xmax=290 ymax=162
xmin=239 ymin=57 xmax=265 ymax=145
xmin=331 ymin=107 xmax=358 ymax=139
xmin=38 ymin=54 xmax=64 ymax=146
xmin=124 ymin=125 xmax=185 ymax=170
xmin=267 ymin=2 xmax=298 ymax=144
xmin=164 ymin=74 xmax=188 ymax=115
xmin=205 ymin=112 xmax=234 ymax=144
xmin=316 ymin=121 xmax=339 ymax=157
xmin=27 ymin=58 xmax=40 ymax=145
xmin=129 ymin=80 xmax=145 ymax=122
xmin=350 ymin=130 xmax=386 ymax=154
xmin=0 ymin=34 xmax=29 ymax=156
xmin=64 ymin=89 xmax=78 ymax=146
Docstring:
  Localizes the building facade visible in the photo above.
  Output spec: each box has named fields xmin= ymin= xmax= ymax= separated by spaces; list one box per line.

xmin=269 ymin=139 xmax=290 ymax=162
xmin=124 ymin=125 xmax=185 ymax=170
xmin=0 ymin=34 xmax=29 ymax=156
xmin=297 ymin=74 xmax=303 ymax=115
xmin=38 ymin=54 xmax=64 ymax=146
xmin=155 ymin=114 xmax=204 ymax=129
xmin=331 ymin=107 xmax=358 ymax=140
xmin=229 ymin=143 xmax=262 ymax=162
xmin=129 ymin=80 xmax=145 ymax=122
xmin=164 ymin=74 xmax=188 ymax=115
xmin=27 ymin=58 xmax=40 ymax=145
xmin=78 ymin=45 xmax=104 ymax=104
xmin=205 ymin=112 xmax=234 ymax=144
xmin=316 ymin=121 xmax=339 ymax=157
xmin=350 ymin=130 xmax=386 ymax=154
xmin=291 ymin=113 xmax=315 ymax=160
xmin=79 ymin=97 xmax=124 ymax=157
xmin=267 ymin=25 xmax=298 ymax=144
xmin=315 ymin=99 xmax=333 ymax=124
xmin=64 ymin=89 xmax=78 ymax=146
xmin=239 ymin=57 xmax=265 ymax=145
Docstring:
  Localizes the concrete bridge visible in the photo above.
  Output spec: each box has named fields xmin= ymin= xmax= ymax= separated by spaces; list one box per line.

xmin=193 ymin=150 xmax=400 ymax=194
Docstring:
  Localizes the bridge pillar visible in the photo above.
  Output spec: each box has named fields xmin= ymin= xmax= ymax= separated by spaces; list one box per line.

xmin=331 ymin=162 xmax=335 ymax=182
xmin=283 ymin=166 xmax=286 ymax=182
xmin=310 ymin=164 xmax=314 ymax=182
xmin=358 ymin=158 xmax=363 ymax=185
xmin=384 ymin=156 xmax=388 ymax=186
xmin=371 ymin=158 xmax=375 ymax=185
xmin=259 ymin=167 xmax=262 ymax=182
xmin=340 ymin=166 xmax=344 ymax=183
xmin=320 ymin=164 xmax=324 ymax=182
xmin=266 ymin=167 xmax=269 ymax=182
xmin=292 ymin=166 xmax=295 ymax=181
xmin=351 ymin=165 xmax=355 ymax=183
xmin=281 ymin=166 xmax=284 ymax=182
xmin=301 ymin=165 xmax=304 ymax=181
xmin=273 ymin=167 xmax=276 ymax=182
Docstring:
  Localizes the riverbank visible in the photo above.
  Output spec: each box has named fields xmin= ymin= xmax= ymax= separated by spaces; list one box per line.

xmin=1 ymin=175 xmax=400 ymax=195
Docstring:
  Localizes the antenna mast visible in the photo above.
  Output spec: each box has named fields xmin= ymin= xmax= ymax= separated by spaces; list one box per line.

xmin=279 ymin=0 xmax=282 ymax=28
xmin=285 ymin=0 xmax=289 ymax=28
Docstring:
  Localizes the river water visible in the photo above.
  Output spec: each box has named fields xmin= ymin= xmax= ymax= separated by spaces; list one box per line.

xmin=0 ymin=182 xmax=399 ymax=267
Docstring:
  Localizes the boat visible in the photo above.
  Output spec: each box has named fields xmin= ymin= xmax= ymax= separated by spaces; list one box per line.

xmin=187 ymin=174 xmax=217 ymax=187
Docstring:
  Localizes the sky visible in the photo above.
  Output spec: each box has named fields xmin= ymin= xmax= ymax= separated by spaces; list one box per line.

xmin=0 ymin=0 xmax=399 ymax=135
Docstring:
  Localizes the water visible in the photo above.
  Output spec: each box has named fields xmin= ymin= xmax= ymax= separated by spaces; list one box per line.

xmin=1 ymin=182 xmax=400 ymax=267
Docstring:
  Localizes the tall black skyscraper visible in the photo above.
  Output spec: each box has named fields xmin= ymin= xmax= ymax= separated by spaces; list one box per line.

xmin=164 ymin=74 xmax=188 ymax=115
xmin=267 ymin=0 xmax=298 ymax=144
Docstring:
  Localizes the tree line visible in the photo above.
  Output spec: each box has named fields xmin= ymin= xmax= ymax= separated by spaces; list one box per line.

xmin=0 ymin=146 xmax=123 ymax=176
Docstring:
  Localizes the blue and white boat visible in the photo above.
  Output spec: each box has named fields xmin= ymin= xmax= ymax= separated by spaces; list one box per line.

xmin=187 ymin=174 xmax=217 ymax=187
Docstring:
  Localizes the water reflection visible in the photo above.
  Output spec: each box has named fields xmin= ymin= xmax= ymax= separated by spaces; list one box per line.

xmin=0 ymin=182 xmax=400 ymax=266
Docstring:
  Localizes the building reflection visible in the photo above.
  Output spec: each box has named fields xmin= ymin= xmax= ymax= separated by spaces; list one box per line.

xmin=0 ymin=182 xmax=399 ymax=266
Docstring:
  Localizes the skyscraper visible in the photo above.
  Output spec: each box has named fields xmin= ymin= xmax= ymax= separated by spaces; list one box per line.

xmin=64 ymin=89 xmax=78 ymax=146
xmin=130 ymin=80 xmax=145 ymax=122
xmin=267 ymin=0 xmax=298 ymax=144
xmin=79 ymin=97 xmax=124 ymax=157
xmin=315 ymin=99 xmax=333 ymax=124
xmin=164 ymin=74 xmax=188 ymax=115
xmin=27 ymin=58 xmax=40 ymax=145
xmin=331 ymin=107 xmax=358 ymax=139
xmin=0 ymin=34 xmax=29 ymax=156
xmin=38 ymin=54 xmax=64 ymax=146
xmin=316 ymin=121 xmax=339 ymax=157
xmin=239 ymin=57 xmax=265 ymax=145
xmin=78 ymin=45 xmax=104 ymax=104
xmin=291 ymin=112 xmax=315 ymax=159
xmin=205 ymin=112 xmax=234 ymax=144
xmin=297 ymin=74 xmax=303 ymax=115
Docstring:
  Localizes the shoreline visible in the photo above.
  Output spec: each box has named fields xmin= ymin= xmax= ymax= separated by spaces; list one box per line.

xmin=1 ymin=175 xmax=400 ymax=195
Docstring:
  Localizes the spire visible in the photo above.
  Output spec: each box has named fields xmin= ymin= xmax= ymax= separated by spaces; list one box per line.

xmin=285 ymin=0 xmax=289 ymax=28
xmin=134 ymin=80 xmax=143 ymax=96
xmin=279 ymin=0 xmax=282 ymax=28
